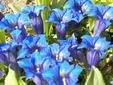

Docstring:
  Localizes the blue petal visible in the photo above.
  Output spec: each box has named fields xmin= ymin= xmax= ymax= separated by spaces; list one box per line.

xmin=17 ymin=46 xmax=30 ymax=59
xmin=96 ymin=4 xmax=113 ymax=20
xmin=81 ymin=0 xmax=97 ymax=16
xmin=17 ymin=13 xmax=30 ymax=25
xmin=24 ymin=68 xmax=35 ymax=80
xmin=4 ymin=13 xmax=17 ymax=25
xmin=60 ymin=61 xmax=74 ymax=76
xmin=0 ymin=44 xmax=10 ymax=52
xmin=32 ymin=76 xmax=42 ymax=85
xmin=47 ymin=12 xmax=59 ymax=23
xmin=31 ymin=51 xmax=46 ymax=66
xmin=103 ymin=7 xmax=113 ymax=20
xmin=21 ymin=5 xmax=46 ymax=16
xmin=59 ymin=46 xmax=71 ymax=61
xmin=22 ymin=36 xmax=33 ymax=48
xmin=18 ymin=58 xmax=33 ymax=68
xmin=93 ymin=19 xmax=111 ymax=36
xmin=34 ymin=5 xmax=46 ymax=16
xmin=35 ymin=34 xmax=48 ymax=48
xmin=64 ymin=0 xmax=75 ymax=9
xmin=47 ymin=8 xmax=64 ymax=23
xmin=86 ymin=50 xmax=100 ymax=66
xmin=62 ymin=9 xmax=84 ymax=23
xmin=11 ymin=29 xmax=25 ymax=42
xmin=78 ymin=35 xmax=93 ymax=49
xmin=95 ymin=37 xmax=110 ymax=51
xmin=50 ymin=43 xmax=60 ymax=56
xmin=69 ymin=65 xmax=83 ymax=83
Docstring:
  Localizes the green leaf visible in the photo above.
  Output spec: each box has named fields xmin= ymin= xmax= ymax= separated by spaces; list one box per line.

xmin=5 ymin=67 xmax=26 ymax=85
xmin=0 ymin=30 xmax=5 ymax=43
xmin=19 ymin=78 xmax=26 ymax=85
xmin=85 ymin=66 xmax=105 ymax=85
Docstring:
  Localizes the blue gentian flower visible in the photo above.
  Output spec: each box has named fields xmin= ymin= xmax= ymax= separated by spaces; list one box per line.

xmin=21 ymin=5 xmax=46 ymax=34
xmin=64 ymin=0 xmax=96 ymax=17
xmin=93 ymin=4 xmax=113 ymax=36
xmin=48 ymin=8 xmax=84 ymax=39
xmin=62 ymin=8 xmax=84 ymax=23
xmin=22 ymin=34 xmax=47 ymax=50
xmin=59 ymin=60 xmax=83 ymax=85
xmin=79 ymin=35 xmax=110 ymax=66
xmin=47 ymin=8 xmax=67 ymax=39
xmin=17 ymin=44 xmax=31 ymax=59
xmin=50 ymin=43 xmax=72 ymax=62
xmin=0 ymin=13 xmax=28 ymax=41
xmin=0 ymin=13 xmax=17 ymax=31
xmin=58 ymin=34 xmax=85 ymax=63
xmin=58 ymin=34 xmax=77 ymax=49
xmin=18 ymin=50 xmax=60 ymax=85
xmin=18 ymin=57 xmax=37 ymax=80
xmin=11 ymin=29 xmax=26 ymax=43
xmin=0 ymin=43 xmax=19 ymax=72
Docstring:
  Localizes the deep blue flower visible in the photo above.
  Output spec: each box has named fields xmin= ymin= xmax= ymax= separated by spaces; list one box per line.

xmin=0 ymin=13 xmax=29 ymax=42
xmin=59 ymin=60 xmax=83 ymax=85
xmin=21 ymin=5 xmax=46 ymax=34
xmin=58 ymin=34 xmax=78 ymax=48
xmin=80 ymin=35 xmax=110 ymax=52
xmin=11 ymin=29 xmax=26 ymax=43
xmin=58 ymin=34 xmax=85 ymax=63
xmin=86 ymin=50 xmax=100 ymax=66
xmin=17 ymin=44 xmax=31 ymax=59
xmin=18 ymin=57 xmax=37 ymax=80
xmin=0 ymin=13 xmax=29 ymax=31
xmin=0 ymin=13 xmax=17 ymax=31
xmin=64 ymin=0 xmax=96 ymax=17
xmin=17 ymin=34 xmax=48 ymax=59
xmin=47 ymin=8 xmax=67 ymax=39
xmin=93 ymin=4 xmax=113 ymax=36
xmin=50 ymin=43 xmax=72 ymax=62
xmin=18 ymin=50 xmax=61 ymax=85
xmin=62 ymin=8 xmax=84 ymax=23
xmin=0 ymin=43 xmax=19 ymax=72
xmin=48 ymin=8 xmax=84 ymax=39
xmin=22 ymin=34 xmax=47 ymax=49
xmin=79 ymin=35 xmax=110 ymax=66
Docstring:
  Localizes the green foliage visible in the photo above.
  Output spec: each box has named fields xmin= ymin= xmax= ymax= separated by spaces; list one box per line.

xmin=92 ymin=0 xmax=113 ymax=4
xmin=85 ymin=66 xmax=105 ymax=85
xmin=0 ymin=30 xmax=5 ymax=43
xmin=5 ymin=67 xmax=26 ymax=85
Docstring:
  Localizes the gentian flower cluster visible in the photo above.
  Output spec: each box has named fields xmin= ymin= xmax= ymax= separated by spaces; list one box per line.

xmin=0 ymin=0 xmax=113 ymax=84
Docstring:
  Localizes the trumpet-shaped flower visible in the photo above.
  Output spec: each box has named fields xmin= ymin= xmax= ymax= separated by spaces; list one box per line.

xmin=64 ymin=0 xmax=96 ymax=17
xmin=48 ymin=8 xmax=84 ymax=39
xmin=50 ymin=43 xmax=72 ymax=62
xmin=93 ymin=4 xmax=113 ymax=36
xmin=11 ymin=29 xmax=26 ymax=43
xmin=59 ymin=60 xmax=83 ymax=85
xmin=21 ymin=5 xmax=46 ymax=34
xmin=47 ymin=8 xmax=67 ymax=39
xmin=79 ymin=35 xmax=110 ymax=66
